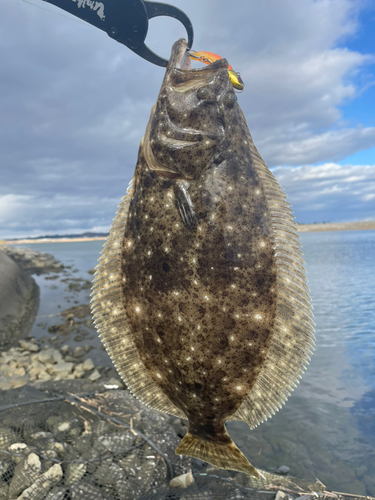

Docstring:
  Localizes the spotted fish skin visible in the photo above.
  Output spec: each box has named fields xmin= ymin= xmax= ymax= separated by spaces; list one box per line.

xmin=91 ymin=39 xmax=315 ymax=477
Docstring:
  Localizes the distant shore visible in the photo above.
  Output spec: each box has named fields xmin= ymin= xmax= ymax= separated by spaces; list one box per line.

xmin=1 ymin=220 xmax=374 ymax=245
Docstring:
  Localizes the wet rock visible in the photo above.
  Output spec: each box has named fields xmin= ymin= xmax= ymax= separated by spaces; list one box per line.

xmin=275 ymin=465 xmax=290 ymax=475
xmin=72 ymin=346 xmax=85 ymax=358
xmin=61 ymin=304 xmax=91 ymax=319
xmin=28 ymin=359 xmax=47 ymax=381
xmin=0 ymin=249 xmax=39 ymax=349
xmin=48 ymin=361 xmax=74 ymax=377
xmin=64 ymin=462 xmax=87 ymax=485
xmin=88 ymin=369 xmax=101 ymax=382
xmin=19 ymin=340 xmax=39 ymax=352
xmin=16 ymin=463 xmax=63 ymax=499
xmin=9 ymin=452 xmax=41 ymax=499
xmin=82 ymin=358 xmax=94 ymax=371
xmin=170 ymin=470 xmax=194 ymax=488
xmin=72 ymin=364 xmax=85 ymax=379
xmin=38 ymin=348 xmax=63 ymax=365
xmin=38 ymin=371 xmax=52 ymax=381
xmin=1 ymin=247 xmax=64 ymax=275
xmin=60 ymin=345 xmax=70 ymax=355
xmin=70 ymin=482 xmax=103 ymax=499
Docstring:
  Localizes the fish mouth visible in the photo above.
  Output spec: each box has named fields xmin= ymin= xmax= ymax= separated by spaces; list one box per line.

xmin=170 ymin=38 xmax=228 ymax=75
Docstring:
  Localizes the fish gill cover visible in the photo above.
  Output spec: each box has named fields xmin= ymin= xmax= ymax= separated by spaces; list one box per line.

xmin=91 ymin=38 xmax=315 ymax=478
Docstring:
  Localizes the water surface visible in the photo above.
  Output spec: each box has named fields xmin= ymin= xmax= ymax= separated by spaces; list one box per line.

xmin=17 ymin=231 xmax=375 ymax=495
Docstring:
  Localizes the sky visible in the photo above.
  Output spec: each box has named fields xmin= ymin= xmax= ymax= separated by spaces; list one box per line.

xmin=0 ymin=0 xmax=374 ymax=238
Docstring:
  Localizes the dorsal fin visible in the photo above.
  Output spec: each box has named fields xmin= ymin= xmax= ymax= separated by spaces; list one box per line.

xmin=232 ymin=127 xmax=315 ymax=429
xmin=90 ymin=176 xmax=186 ymax=419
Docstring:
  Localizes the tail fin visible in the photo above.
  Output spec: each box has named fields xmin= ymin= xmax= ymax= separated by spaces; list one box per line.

xmin=175 ymin=432 xmax=260 ymax=478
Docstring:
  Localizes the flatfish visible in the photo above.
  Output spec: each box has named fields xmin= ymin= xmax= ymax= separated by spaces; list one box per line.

xmin=91 ymin=38 xmax=315 ymax=477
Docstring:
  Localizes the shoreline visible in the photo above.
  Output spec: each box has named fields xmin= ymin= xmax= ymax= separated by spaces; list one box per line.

xmin=2 ymin=221 xmax=375 ymax=245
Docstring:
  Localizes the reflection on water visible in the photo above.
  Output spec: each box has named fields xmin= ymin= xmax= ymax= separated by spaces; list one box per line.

xmin=229 ymin=230 xmax=375 ymax=495
xmin=17 ymin=231 xmax=375 ymax=494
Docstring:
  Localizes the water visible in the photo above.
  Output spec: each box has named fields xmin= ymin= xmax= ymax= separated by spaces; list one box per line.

xmin=16 ymin=231 xmax=375 ymax=495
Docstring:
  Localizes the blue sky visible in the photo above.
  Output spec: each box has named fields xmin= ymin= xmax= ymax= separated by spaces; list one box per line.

xmin=0 ymin=0 xmax=374 ymax=237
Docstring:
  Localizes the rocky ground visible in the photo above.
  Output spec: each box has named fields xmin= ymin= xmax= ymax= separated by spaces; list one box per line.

xmin=0 ymin=246 xmax=64 ymax=275
xmin=0 ymin=336 xmax=123 ymax=392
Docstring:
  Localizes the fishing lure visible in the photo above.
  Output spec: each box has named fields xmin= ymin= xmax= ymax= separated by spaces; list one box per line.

xmin=189 ymin=50 xmax=245 ymax=91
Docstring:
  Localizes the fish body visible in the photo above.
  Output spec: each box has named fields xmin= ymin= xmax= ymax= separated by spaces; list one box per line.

xmin=91 ymin=39 xmax=314 ymax=477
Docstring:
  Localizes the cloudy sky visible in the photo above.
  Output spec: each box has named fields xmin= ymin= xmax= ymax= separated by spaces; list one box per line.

xmin=1 ymin=0 xmax=374 ymax=238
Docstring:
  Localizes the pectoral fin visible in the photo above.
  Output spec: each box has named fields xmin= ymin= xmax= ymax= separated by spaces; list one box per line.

xmin=174 ymin=182 xmax=198 ymax=230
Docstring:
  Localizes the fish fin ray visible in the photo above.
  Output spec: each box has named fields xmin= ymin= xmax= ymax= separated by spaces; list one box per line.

xmin=176 ymin=432 xmax=261 ymax=478
xmin=91 ymin=176 xmax=185 ymax=419
xmin=174 ymin=182 xmax=198 ymax=230
xmin=232 ymin=134 xmax=315 ymax=429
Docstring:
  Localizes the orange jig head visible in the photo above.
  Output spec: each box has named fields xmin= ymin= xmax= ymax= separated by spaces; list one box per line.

xmin=188 ymin=50 xmax=245 ymax=92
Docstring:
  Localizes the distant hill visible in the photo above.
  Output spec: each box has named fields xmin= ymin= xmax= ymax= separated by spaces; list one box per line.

xmin=3 ymin=232 xmax=108 ymax=241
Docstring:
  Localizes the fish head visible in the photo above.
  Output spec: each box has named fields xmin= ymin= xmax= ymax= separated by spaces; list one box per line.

xmin=144 ymin=39 xmax=238 ymax=181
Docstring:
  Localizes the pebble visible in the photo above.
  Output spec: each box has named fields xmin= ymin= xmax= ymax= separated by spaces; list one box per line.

xmin=38 ymin=348 xmax=63 ymax=365
xmin=169 ymin=470 xmax=195 ymax=488
xmin=88 ymin=369 xmax=101 ymax=382
xmin=83 ymin=358 xmax=95 ymax=371
xmin=19 ymin=340 xmax=39 ymax=352
xmin=72 ymin=346 xmax=85 ymax=358
xmin=60 ymin=345 xmax=70 ymax=355
xmin=7 ymin=443 xmax=30 ymax=464
xmin=275 ymin=465 xmax=290 ymax=475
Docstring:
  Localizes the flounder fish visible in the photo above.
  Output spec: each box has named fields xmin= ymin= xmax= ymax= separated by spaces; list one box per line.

xmin=91 ymin=38 xmax=315 ymax=477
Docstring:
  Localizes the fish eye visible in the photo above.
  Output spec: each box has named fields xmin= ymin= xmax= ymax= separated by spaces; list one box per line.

xmin=223 ymin=93 xmax=237 ymax=108
xmin=196 ymin=87 xmax=210 ymax=100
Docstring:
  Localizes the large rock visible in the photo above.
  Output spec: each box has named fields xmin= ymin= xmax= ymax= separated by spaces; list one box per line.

xmin=0 ymin=246 xmax=64 ymax=275
xmin=0 ymin=250 xmax=39 ymax=348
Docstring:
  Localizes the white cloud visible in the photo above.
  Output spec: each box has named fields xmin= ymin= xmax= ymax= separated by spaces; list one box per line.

xmin=1 ymin=0 xmax=375 ymax=236
xmin=272 ymin=163 xmax=375 ymax=223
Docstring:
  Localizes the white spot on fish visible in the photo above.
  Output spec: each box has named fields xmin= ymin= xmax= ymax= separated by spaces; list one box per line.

xmin=254 ymin=314 xmax=262 ymax=320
